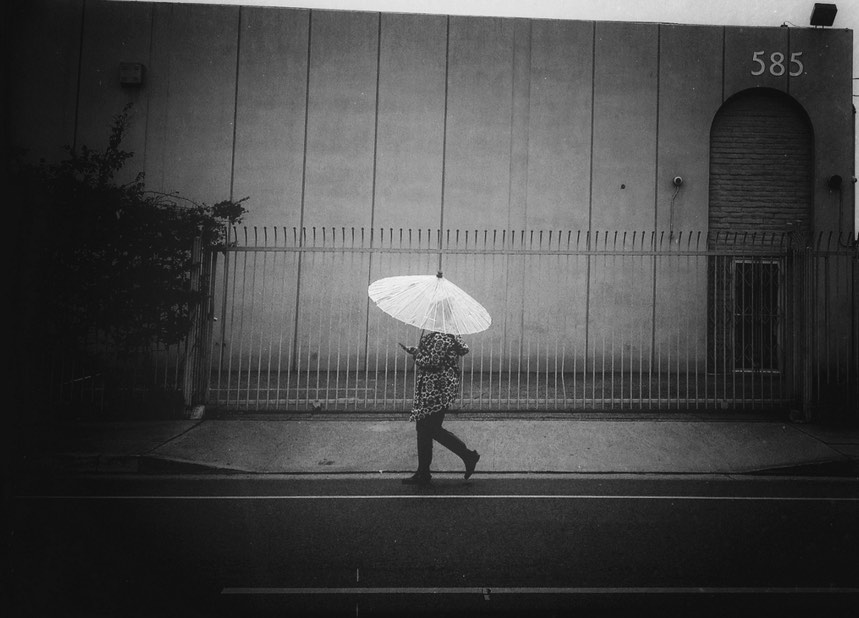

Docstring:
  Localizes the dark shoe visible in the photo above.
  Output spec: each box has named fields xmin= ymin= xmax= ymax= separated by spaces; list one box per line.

xmin=402 ymin=472 xmax=432 ymax=486
xmin=464 ymin=451 xmax=480 ymax=480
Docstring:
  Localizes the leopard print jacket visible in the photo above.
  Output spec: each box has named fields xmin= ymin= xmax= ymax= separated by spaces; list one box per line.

xmin=409 ymin=331 xmax=469 ymax=421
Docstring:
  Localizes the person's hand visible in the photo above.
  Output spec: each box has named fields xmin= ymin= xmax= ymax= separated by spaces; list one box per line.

xmin=399 ymin=343 xmax=417 ymax=355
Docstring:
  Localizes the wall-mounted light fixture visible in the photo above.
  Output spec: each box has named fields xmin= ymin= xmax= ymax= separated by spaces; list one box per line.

xmin=810 ymin=3 xmax=837 ymax=27
xmin=119 ymin=62 xmax=145 ymax=87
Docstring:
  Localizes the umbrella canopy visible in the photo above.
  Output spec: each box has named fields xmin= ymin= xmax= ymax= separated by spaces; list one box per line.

xmin=368 ymin=273 xmax=491 ymax=335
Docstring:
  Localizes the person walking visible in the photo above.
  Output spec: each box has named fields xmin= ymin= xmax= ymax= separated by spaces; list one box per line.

xmin=400 ymin=330 xmax=480 ymax=486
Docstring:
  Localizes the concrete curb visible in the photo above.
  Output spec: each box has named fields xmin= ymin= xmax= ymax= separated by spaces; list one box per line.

xmin=26 ymin=452 xmax=859 ymax=478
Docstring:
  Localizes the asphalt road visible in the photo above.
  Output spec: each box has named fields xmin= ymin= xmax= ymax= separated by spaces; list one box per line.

xmin=9 ymin=475 xmax=859 ymax=617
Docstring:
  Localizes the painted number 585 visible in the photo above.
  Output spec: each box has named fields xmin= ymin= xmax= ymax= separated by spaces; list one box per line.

xmin=751 ymin=51 xmax=804 ymax=76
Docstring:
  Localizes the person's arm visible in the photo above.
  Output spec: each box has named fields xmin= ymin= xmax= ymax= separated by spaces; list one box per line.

xmin=454 ymin=335 xmax=469 ymax=356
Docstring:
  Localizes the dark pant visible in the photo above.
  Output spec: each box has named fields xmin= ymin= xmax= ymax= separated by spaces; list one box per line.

xmin=415 ymin=411 xmax=471 ymax=475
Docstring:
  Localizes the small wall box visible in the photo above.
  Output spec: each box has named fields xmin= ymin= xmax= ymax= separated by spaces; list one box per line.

xmin=119 ymin=62 xmax=144 ymax=86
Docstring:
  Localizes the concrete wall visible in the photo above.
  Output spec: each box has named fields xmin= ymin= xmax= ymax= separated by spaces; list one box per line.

xmin=9 ymin=0 xmax=855 ymax=371
xmin=12 ymin=1 xmax=854 ymax=232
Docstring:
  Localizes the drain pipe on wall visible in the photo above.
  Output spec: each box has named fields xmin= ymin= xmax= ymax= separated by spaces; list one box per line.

xmin=669 ymin=175 xmax=683 ymax=241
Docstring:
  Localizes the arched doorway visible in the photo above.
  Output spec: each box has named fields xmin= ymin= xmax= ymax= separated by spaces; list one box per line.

xmin=709 ymin=88 xmax=813 ymax=240
xmin=707 ymin=89 xmax=813 ymax=377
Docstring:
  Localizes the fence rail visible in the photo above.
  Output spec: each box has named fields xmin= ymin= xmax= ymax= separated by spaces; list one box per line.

xmin=218 ymin=226 xmax=833 ymax=250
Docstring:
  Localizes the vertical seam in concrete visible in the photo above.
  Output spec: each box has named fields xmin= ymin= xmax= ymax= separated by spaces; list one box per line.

xmin=506 ymin=21 xmax=516 ymax=232
xmin=654 ymin=25 xmax=661 ymax=235
xmin=228 ymin=6 xmax=242 ymax=203
xmin=438 ymin=15 xmax=451 ymax=274
xmin=364 ymin=12 xmax=383 ymax=371
xmin=299 ymin=10 xmax=312 ymax=239
xmin=505 ymin=20 xmax=518 ymax=357
xmin=524 ymin=21 xmax=532 ymax=226
xmin=369 ymin=12 xmax=382 ymax=240
xmin=141 ymin=3 xmax=155 ymax=174
xmin=651 ymin=26 xmax=662 ymax=372
xmin=160 ymin=4 xmax=174 ymax=192
xmin=517 ymin=20 xmax=532 ymax=356
xmin=71 ymin=0 xmax=87 ymax=153
xmin=585 ymin=21 xmax=596 ymax=369
xmin=292 ymin=9 xmax=313 ymax=370
xmin=587 ymin=22 xmax=596 ymax=233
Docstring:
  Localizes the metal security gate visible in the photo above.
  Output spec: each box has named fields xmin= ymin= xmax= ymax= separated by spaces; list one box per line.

xmin=197 ymin=227 xmax=857 ymax=415
xmin=733 ymin=259 xmax=782 ymax=372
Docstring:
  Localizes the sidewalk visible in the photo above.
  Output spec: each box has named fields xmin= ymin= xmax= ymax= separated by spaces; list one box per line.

xmin=14 ymin=413 xmax=859 ymax=477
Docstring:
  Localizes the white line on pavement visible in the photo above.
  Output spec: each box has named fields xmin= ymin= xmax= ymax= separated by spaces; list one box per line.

xmin=19 ymin=494 xmax=859 ymax=501
xmin=221 ymin=586 xmax=859 ymax=595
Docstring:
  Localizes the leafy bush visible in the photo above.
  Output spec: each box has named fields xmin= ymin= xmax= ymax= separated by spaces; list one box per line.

xmin=11 ymin=103 xmax=247 ymax=355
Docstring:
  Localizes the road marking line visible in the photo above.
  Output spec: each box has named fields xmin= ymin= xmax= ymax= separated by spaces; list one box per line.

xmin=77 ymin=472 xmax=859 ymax=481
xmin=19 ymin=494 xmax=859 ymax=501
xmin=221 ymin=586 xmax=859 ymax=595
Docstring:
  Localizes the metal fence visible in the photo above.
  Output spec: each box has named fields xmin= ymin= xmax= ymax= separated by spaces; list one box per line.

xmin=194 ymin=227 xmax=857 ymax=416
xmin=33 ymin=228 xmax=856 ymax=418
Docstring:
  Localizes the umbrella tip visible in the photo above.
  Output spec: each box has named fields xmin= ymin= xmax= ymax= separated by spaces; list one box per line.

xmin=436 ymin=271 xmax=443 ymax=278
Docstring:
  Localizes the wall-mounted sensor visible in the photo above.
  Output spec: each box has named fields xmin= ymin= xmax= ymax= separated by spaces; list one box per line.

xmin=672 ymin=176 xmax=683 ymax=187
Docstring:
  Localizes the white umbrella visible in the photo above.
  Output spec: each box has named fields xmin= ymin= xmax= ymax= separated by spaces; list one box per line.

xmin=368 ymin=273 xmax=491 ymax=335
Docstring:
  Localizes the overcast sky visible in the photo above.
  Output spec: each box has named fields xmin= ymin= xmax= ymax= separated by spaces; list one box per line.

xmin=123 ymin=0 xmax=857 ymax=35
xmin=119 ymin=0 xmax=858 ymax=234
